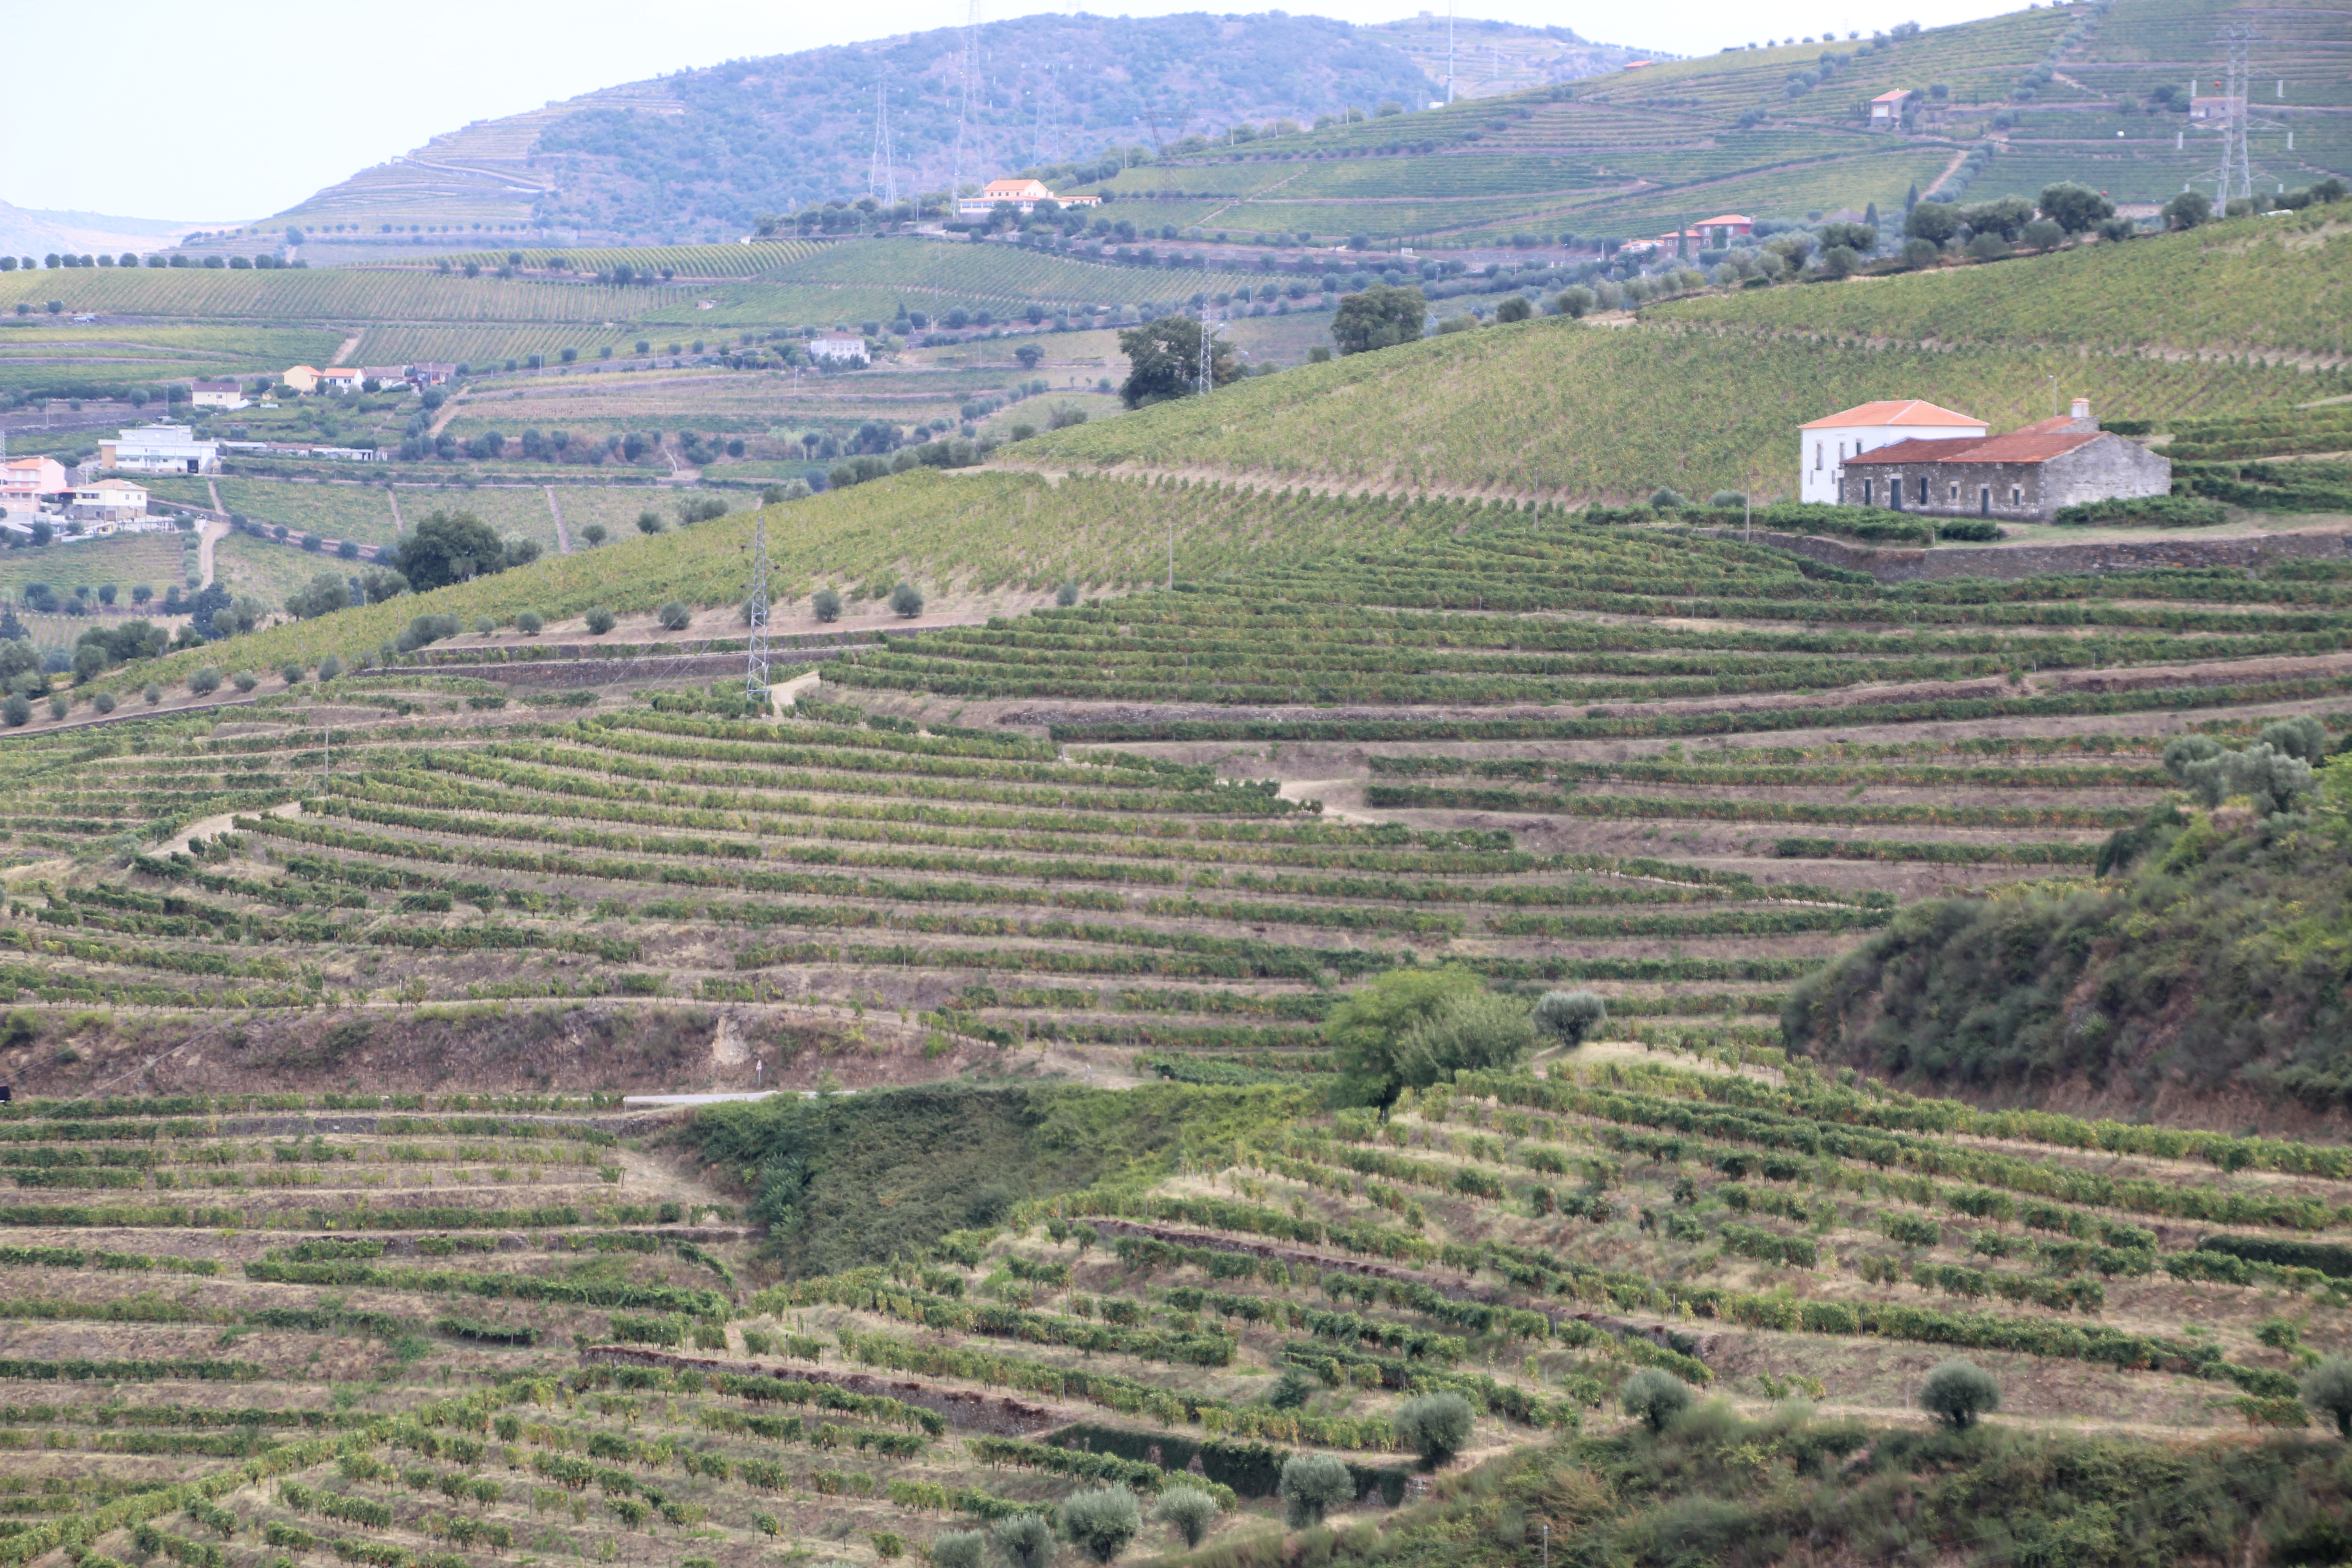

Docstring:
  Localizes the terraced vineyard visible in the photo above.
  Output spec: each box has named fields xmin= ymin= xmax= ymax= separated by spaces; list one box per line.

xmin=0 ymin=1021 xmax=2347 ymax=1568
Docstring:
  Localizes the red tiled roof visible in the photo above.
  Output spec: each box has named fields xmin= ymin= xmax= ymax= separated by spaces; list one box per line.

xmin=1949 ymin=430 xmax=2102 ymax=464
xmin=1801 ymin=399 xmax=1985 ymax=431
xmin=1840 ymin=436 xmax=1991 ymax=466
xmin=1842 ymin=431 xmax=2104 ymax=466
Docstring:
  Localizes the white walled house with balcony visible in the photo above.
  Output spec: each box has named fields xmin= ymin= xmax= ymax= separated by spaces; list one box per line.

xmin=1798 ymin=400 xmax=1988 ymax=505
xmin=98 ymin=423 xmax=221 ymax=475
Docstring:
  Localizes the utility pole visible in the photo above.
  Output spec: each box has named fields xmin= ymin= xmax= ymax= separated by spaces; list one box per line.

xmin=951 ymin=0 xmax=980 ymax=205
xmin=870 ymin=80 xmax=898 ymax=206
xmin=744 ymin=508 xmax=771 ymax=707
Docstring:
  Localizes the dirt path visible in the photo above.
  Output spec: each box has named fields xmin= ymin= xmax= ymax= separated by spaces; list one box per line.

xmin=1925 ymin=145 xmax=1973 ymax=198
xmin=328 ymin=333 xmax=363 ymax=367
xmin=206 ymin=478 xmax=224 ymax=512
xmin=162 ymin=799 xmax=300 ymax=857
xmin=544 ymin=485 xmax=572 ymax=553
xmin=387 ymin=488 xmax=404 ymax=534
xmin=196 ymin=518 xmax=227 ymax=588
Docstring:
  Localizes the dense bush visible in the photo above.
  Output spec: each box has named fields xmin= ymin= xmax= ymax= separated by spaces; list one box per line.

xmin=1392 ymin=1392 xmax=1474 ymax=1467
xmin=1621 ymin=1368 xmax=1694 ymax=1431
xmin=1153 ymin=1488 xmax=1219 ymax=1548
xmin=1056 ymin=1487 xmax=1140 ymax=1564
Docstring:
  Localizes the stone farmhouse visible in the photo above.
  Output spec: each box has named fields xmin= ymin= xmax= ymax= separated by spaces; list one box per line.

xmin=1834 ymin=399 xmax=2171 ymax=522
xmin=1798 ymin=400 xmax=1988 ymax=505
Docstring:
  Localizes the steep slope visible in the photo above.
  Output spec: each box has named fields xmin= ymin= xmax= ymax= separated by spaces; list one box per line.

xmin=270 ymin=15 xmax=1463 ymax=252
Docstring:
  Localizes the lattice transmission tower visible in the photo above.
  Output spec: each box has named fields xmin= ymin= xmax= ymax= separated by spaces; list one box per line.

xmin=950 ymin=1 xmax=981 ymax=202
xmin=744 ymin=510 xmax=771 ymax=706
xmin=2208 ymin=20 xmax=2279 ymax=206
xmin=869 ymin=80 xmax=899 ymax=206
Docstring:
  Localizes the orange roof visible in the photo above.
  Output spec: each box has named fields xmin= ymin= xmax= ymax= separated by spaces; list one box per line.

xmin=1801 ymin=400 xmax=1985 ymax=431
xmin=981 ymin=179 xmax=1054 ymax=197
xmin=1872 ymin=88 xmax=1914 ymax=103
xmin=1695 ymin=214 xmax=1753 ymax=226
xmin=1843 ymin=431 xmax=2103 ymax=466
xmin=1841 ymin=436 xmax=1989 ymax=466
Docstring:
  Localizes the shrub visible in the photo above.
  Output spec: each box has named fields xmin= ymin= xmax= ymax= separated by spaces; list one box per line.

xmin=1057 ymin=582 xmax=1081 ymax=607
xmin=637 ymin=511 xmax=665 ymax=535
xmin=231 ymin=670 xmax=259 ymax=693
xmin=516 ymin=612 xmax=543 ymax=636
xmin=2304 ymin=1357 xmax=2352 ymax=1438
xmin=1057 ymin=1488 xmax=1140 ymax=1565
xmin=934 ymin=1530 xmax=986 ymax=1568
xmin=92 ymin=691 xmax=116 ymax=714
xmin=282 ymin=662 xmax=304 ymax=685
xmin=189 ymin=667 xmax=222 ymax=696
xmin=1937 ymin=520 xmax=2000 ymax=542
xmin=1494 ymin=294 xmax=1533 ymax=323
xmin=1153 ymin=1488 xmax=1219 ymax=1549
xmin=996 ymin=1513 xmax=1057 ymax=1568
xmin=584 ymin=607 xmax=617 ymax=635
xmin=317 ymin=656 xmax=342 ymax=681
xmin=2051 ymin=495 xmax=2226 ymax=528
xmin=1649 ymin=489 xmax=1687 ymax=510
xmin=1621 ymin=1369 xmax=1693 ymax=1432
xmin=659 ymin=602 xmax=693 ymax=631
xmin=1392 ymin=1392 xmax=1474 ymax=1468
xmin=1278 ymin=1453 xmax=1353 ymax=1527
xmin=1708 ymin=491 xmax=1746 ymax=509
xmin=143 ymin=682 xmax=161 ymax=704
xmin=813 ymin=589 xmax=843 ymax=623
xmin=475 ymin=616 xmax=495 ymax=636
xmin=581 ymin=524 xmax=608 ymax=547
xmin=1533 ymin=989 xmax=1607 ymax=1047
xmin=45 ymin=693 xmax=66 ymax=720
xmin=1920 ymin=1358 xmax=2000 ymax=1429
xmin=1 ymin=694 xmax=28 ymax=728
xmin=890 ymin=582 xmax=925 ymax=618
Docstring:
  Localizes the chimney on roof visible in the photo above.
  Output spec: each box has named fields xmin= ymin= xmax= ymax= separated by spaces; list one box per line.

xmin=2070 ymin=397 xmax=2091 ymax=420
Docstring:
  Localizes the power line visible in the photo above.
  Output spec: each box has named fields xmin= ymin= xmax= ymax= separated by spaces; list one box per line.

xmin=870 ymin=79 xmax=898 ymax=206
xmin=951 ymin=0 xmax=980 ymax=201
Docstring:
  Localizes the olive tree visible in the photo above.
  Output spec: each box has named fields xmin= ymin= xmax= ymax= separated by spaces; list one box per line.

xmin=1620 ymin=1369 xmax=1693 ymax=1432
xmin=1278 ymin=1453 xmax=1354 ymax=1528
xmin=1920 ymin=1358 xmax=2000 ymax=1429
xmin=934 ymin=1531 xmax=986 ymax=1568
xmin=1534 ymin=990 xmax=1608 ymax=1047
xmin=1152 ymin=1488 xmax=1219 ymax=1549
xmin=996 ymin=1514 xmax=1057 ymax=1568
xmin=1056 ymin=1489 xmax=1140 ymax=1565
xmin=2303 ymin=1356 xmax=2352 ymax=1438
xmin=1392 ymin=1392 xmax=1474 ymax=1469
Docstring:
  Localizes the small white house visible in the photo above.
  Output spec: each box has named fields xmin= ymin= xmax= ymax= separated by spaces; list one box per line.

xmin=99 ymin=423 xmax=223 ymax=475
xmin=1798 ymin=400 xmax=1988 ymax=505
xmin=807 ymin=331 xmax=870 ymax=366
xmin=191 ymin=379 xmax=249 ymax=410
xmin=67 ymin=478 xmax=149 ymax=522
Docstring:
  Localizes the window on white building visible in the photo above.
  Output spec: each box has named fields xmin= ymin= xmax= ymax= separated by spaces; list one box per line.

xmin=1814 ymin=443 xmax=1823 ymax=470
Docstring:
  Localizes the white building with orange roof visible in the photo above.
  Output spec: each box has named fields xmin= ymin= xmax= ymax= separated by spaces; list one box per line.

xmin=1798 ymin=399 xmax=1986 ymax=505
xmin=955 ymin=178 xmax=1103 ymax=219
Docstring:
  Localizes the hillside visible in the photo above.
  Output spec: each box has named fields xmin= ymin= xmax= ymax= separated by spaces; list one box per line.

xmin=265 ymin=15 xmax=1484 ymax=252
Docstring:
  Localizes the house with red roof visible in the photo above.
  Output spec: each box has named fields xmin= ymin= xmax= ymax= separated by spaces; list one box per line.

xmin=1798 ymin=400 xmax=1988 ymax=505
xmin=1835 ymin=400 xmax=2171 ymax=521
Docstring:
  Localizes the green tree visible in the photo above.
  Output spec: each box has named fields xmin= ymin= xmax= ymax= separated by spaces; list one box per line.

xmin=1323 ymin=966 xmax=1483 ymax=1102
xmin=285 ymin=571 xmax=353 ymax=620
xmin=1903 ymin=202 xmax=1960 ymax=245
xmin=1153 ymin=1489 xmax=1218 ymax=1549
xmin=890 ymin=582 xmax=926 ymax=617
xmin=1331 ymin=284 xmax=1428 ymax=355
xmin=934 ymin=1531 xmax=985 ymax=1568
xmin=1392 ymin=1393 xmax=1474 ymax=1468
xmin=1056 ymin=1488 xmax=1139 ymax=1565
xmin=2162 ymin=190 xmax=2213 ymax=230
xmin=1620 ymin=1369 xmax=1693 ymax=1432
xmin=386 ymin=510 xmax=504 ymax=592
xmin=1920 ymin=1358 xmax=2000 ymax=1429
xmin=1493 ymin=294 xmax=1533 ymax=323
xmin=1115 ymin=317 xmax=1237 ymax=408
xmin=996 ymin=1514 xmax=1057 ymax=1568
xmin=2303 ymin=1357 xmax=2352 ymax=1437
xmin=1959 ymin=196 xmax=2034 ymax=240
xmin=1533 ymin=990 xmax=1607 ymax=1046
xmin=1277 ymin=1454 xmax=1352 ymax=1528
xmin=2038 ymin=182 xmax=2115 ymax=233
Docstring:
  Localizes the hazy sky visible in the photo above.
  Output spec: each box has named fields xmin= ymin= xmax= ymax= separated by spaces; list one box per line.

xmin=7 ymin=0 xmax=2028 ymax=221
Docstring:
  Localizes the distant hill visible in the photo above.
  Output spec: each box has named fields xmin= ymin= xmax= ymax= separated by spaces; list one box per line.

xmin=250 ymin=12 xmax=1657 ymax=261
xmin=0 ymin=201 xmax=209 ymax=262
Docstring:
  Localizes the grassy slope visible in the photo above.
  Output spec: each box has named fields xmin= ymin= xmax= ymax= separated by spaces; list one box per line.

xmin=1006 ymin=314 xmax=2316 ymax=497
